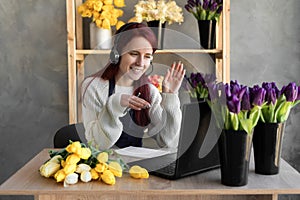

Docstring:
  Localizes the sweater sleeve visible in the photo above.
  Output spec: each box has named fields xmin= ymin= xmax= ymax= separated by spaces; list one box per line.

xmin=81 ymin=78 xmax=126 ymax=150
xmin=147 ymin=84 xmax=182 ymax=148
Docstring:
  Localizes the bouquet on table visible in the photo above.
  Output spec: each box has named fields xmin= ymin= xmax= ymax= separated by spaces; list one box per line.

xmin=39 ymin=141 xmax=149 ymax=187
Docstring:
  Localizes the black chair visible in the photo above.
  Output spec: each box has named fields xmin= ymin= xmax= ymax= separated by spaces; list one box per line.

xmin=53 ymin=123 xmax=86 ymax=148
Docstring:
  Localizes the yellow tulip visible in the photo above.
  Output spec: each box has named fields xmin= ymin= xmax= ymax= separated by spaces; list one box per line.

xmin=108 ymin=161 xmax=122 ymax=177
xmin=54 ymin=169 xmax=66 ymax=182
xmin=103 ymin=0 xmax=113 ymax=5
xmin=39 ymin=161 xmax=61 ymax=178
xmin=93 ymin=1 xmax=103 ymax=11
xmin=128 ymin=16 xmax=142 ymax=23
xmin=49 ymin=155 xmax=62 ymax=164
xmin=116 ymin=21 xmax=125 ymax=30
xmin=94 ymin=162 xmax=108 ymax=173
xmin=101 ymin=170 xmax=116 ymax=185
xmin=65 ymin=154 xmax=81 ymax=165
xmin=97 ymin=152 xmax=108 ymax=163
xmin=114 ymin=0 xmax=125 ymax=8
xmin=63 ymin=164 xmax=77 ymax=175
xmin=79 ymin=147 xmax=91 ymax=160
xmin=65 ymin=141 xmax=82 ymax=154
xmin=90 ymin=168 xmax=100 ymax=180
xmin=61 ymin=159 xmax=66 ymax=168
xmin=95 ymin=19 xmax=102 ymax=28
xmin=102 ymin=18 xmax=111 ymax=30
xmin=77 ymin=5 xmax=86 ymax=14
xmin=109 ymin=17 xmax=118 ymax=26
xmin=129 ymin=165 xmax=149 ymax=179
xmin=82 ymin=9 xmax=93 ymax=18
xmin=102 ymin=5 xmax=114 ymax=12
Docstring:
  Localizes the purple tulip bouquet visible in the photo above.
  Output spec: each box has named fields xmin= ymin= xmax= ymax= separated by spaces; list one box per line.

xmin=184 ymin=0 xmax=223 ymax=21
xmin=258 ymin=82 xmax=300 ymax=123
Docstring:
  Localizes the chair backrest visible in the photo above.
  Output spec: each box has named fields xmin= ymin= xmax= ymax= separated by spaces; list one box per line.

xmin=53 ymin=123 xmax=86 ymax=148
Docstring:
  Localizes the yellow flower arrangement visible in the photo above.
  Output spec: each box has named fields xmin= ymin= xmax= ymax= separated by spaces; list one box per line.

xmin=77 ymin=0 xmax=126 ymax=30
xmin=39 ymin=141 xmax=149 ymax=187
xmin=133 ymin=0 xmax=184 ymax=25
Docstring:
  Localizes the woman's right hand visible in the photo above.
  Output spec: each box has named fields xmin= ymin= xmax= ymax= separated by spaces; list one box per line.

xmin=121 ymin=94 xmax=151 ymax=111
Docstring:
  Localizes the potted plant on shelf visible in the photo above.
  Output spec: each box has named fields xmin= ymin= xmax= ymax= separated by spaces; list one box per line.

xmin=185 ymin=0 xmax=223 ymax=49
xmin=77 ymin=0 xmax=126 ymax=49
xmin=252 ymin=82 xmax=300 ymax=175
xmin=132 ymin=0 xmax=184 ymax=49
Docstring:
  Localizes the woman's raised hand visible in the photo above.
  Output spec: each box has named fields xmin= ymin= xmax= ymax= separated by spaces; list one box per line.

xmin=162 ymin=61 xmax=186 ymax=94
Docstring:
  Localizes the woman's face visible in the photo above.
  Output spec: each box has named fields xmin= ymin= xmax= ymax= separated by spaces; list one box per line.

xmin=116 ymin=37 xmax=153 ymax=86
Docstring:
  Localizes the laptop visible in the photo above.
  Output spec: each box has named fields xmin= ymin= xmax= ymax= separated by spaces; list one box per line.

xmin=128 ymin=101 xmax=220 ymax=180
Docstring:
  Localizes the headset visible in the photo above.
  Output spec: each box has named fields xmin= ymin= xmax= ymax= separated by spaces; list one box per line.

xmin=110 ymin=22 xmax=140 ymax=64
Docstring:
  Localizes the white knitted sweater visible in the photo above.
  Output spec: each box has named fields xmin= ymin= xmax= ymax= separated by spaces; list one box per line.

xmin=81 ymin=77 xmax=182 ymax=150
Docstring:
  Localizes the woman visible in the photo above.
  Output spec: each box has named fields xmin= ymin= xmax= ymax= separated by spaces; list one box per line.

xmin=82 ymin=22 xmax=185 ymax=150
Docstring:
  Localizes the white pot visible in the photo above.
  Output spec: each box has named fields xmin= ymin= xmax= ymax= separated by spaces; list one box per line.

xmin=90 ymin=23 xmax=112 ymax=49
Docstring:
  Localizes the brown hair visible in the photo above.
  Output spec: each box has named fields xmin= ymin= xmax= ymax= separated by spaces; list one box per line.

xmin=83 ymin=22 xmax=158 ymax=127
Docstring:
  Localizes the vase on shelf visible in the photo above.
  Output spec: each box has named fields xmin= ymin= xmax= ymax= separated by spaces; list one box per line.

xmin=198 ymin=20 xmax=216 ymax=49
xmin=147 ymin=20 xmax=166 ymax=49
xmin=252 ymin=122 xmax=285 ymax=175
xmin=89 ymin=23 xmax=112 ymax=50
xmin=218 ymin=129 xmax=252 ymax=186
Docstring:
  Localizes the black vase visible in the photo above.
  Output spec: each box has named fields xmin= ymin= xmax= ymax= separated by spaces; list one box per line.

xmin=218 ymin=129 xmax=252 ymax=186
xmin=147 ymin=20 xmax=166 ymax=49
xmin=198 ymin=20 xmax=216 ymax=49
xmin=253 ymin=122 xmax=285 ymax=175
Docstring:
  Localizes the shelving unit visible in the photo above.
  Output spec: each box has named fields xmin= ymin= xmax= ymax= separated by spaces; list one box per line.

xmin=66 ymin=0 xmax=230 ymax=124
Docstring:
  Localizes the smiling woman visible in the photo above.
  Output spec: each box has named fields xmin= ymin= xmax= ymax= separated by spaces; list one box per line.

xmin=81 ymin=22 xmax=186 ymax=151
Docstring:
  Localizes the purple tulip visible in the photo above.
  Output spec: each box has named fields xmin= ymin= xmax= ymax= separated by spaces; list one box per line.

xmin=262 ymin=82 xmax=280 ymax=104
xmin=195 ymin=0 xmax=201 ymax=7
xmin=296 ymin=86 xmax=300 ymax=101
xmin=250 ymin=85 xmax=266 ymax=106
xmin=184 ymin=4 xmax=193 ymax=12
xmin=216 ymin=5 xmax=223 ymax=14
xmin=241 ymin=87 xmax=251 ymax=111
xmin=202 ymin=0 xmax=209 ymax=10
xmin=210 ymin=1 xmax=218 ymax=12
xmin=188 ymin=0 xmax=197 ymax=7
xmin=227 ymin=94 xmax=241 ymax=113
xmin=281 ymin=82 xmax=298 ymax=102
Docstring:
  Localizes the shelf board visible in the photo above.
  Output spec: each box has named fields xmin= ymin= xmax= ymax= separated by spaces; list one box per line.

xmin=76 ymin=49 xmax=222 ymax=58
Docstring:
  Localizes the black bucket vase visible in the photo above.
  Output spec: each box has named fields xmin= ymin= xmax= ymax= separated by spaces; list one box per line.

xmin=147 ymin=20 xmax=166 ymax=49
xmin=253 ymin=122 xmax=285 ymax=175
xmin=218 ymin=129 xmax=252 ymax=186
xmin=198 ymin=20 xmax=216 ymax=49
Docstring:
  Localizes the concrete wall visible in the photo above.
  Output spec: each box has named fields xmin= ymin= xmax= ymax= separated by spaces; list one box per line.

xmin=0 ymin=0 xmax=299 ymax=200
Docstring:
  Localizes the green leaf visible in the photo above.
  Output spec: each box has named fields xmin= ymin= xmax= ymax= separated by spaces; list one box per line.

xmin=238 ymin=111 xmax=252 ymax=135
xmin=275 ymin=101 xmax=292 ymax=122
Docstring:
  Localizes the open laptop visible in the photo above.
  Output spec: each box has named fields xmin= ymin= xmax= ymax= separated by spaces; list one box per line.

xmin=128 ymin=101 xmax=220 ymax=180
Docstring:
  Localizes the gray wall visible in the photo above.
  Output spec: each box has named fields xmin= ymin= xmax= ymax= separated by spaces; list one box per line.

xmin=0 ymin=0 xmax=299 ymax=200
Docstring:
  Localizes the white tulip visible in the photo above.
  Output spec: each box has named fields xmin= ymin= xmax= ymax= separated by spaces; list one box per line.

xmin=39 ymin=162 xmax=61 ymax=178
xmin=76 ymin=163 xmax=91 ymax=174
xmin=80 ymin=171 xmax=92 ymax=183
xmin=64 ymin=173 xmax=78 ymax=187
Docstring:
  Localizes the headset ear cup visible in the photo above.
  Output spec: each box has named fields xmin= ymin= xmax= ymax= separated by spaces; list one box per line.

xmin=110 ymin=47 xmax=119 ymax=64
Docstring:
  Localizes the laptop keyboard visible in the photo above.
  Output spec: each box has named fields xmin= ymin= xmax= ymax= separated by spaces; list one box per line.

xmin=156 ymin=161 xmax=176 ymax=175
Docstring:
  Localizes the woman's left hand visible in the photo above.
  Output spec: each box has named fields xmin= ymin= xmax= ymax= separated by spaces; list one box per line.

xmin=162 ymin=61 xmax=186 ymax=93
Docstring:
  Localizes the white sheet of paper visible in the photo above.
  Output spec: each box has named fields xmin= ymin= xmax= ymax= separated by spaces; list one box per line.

xmin=115 ymin=146 xmax=172 ymax=159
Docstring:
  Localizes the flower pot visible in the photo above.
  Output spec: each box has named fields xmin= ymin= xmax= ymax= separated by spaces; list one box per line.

xmin=253 ymin=122 xmax=285 ymax=175
xmin=218 ymin=129 xmax=252 ymax=186
xmin=198 ymin=20 xmax=216 ymax=49
xmin=147 ymin=20 xmax=166 ymax=49
xmin=89 ymin=23 xmax=112 ymax=49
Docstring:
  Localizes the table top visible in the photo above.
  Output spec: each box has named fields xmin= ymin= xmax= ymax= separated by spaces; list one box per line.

xmin=1 ymin=149 xmax=300 ymax=196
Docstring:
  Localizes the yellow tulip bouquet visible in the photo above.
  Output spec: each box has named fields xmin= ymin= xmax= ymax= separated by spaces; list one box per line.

xmin=77 ymin=0 xmax=126 ymax=30
xmin=39 ymin=141 xmax=149 ymax=187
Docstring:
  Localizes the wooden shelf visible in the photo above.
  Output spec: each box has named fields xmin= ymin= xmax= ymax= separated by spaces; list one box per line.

xmin=66 ymin=0 xmax=230 ymax=124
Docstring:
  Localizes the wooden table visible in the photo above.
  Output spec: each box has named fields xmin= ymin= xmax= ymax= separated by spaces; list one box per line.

xmin=1 ymin=149 xmax=300 ymax=200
